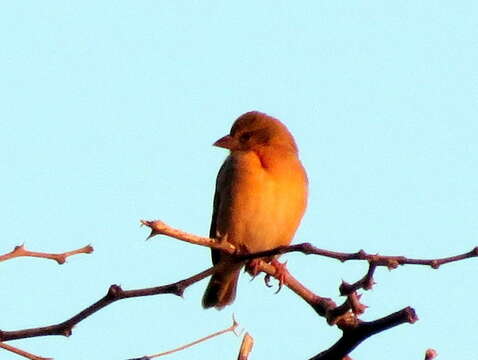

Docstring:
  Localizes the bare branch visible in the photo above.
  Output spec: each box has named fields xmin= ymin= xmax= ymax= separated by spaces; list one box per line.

xmin=340 ymin=263 xmax=377 ymax=295
xmin=4 ymin=220 xmax=472 ymax=359
xmin=0 ymin=244 xmax=93 ymax=264
xmin=251 ymin=260 xmax=418 ymax=360
xmin=309 ymin=307 xmax=418 ymax=360
xmin=0 ymin=342 xmax=52 ymax=360
xmin=240 ymin=243 xmax=478 ymax=269
xmin=142 ymin=219 xmax=478 ymax=270
xmin=0 ymin=267 xmax=213 ymax=341
xmin=254 ymin=261 xmax=338 ymax=320
xmin=141 ymin=220 xmax=235 ymax=253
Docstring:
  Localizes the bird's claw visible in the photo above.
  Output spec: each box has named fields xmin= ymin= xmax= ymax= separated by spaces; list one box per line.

xmin=271 ymin=259 xmax=288 ymax=294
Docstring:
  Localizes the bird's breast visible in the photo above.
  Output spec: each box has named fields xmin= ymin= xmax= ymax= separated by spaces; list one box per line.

xmin=221 ymin=150 xmax=308 ymax=253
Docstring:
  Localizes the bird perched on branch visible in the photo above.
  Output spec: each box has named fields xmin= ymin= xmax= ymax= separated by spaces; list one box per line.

xmin=202 ymin=111 xmax=308 ymax=309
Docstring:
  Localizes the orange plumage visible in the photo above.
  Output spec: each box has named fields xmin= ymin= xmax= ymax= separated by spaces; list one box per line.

xmin=202 ymin=111 xmax=308 ymax=309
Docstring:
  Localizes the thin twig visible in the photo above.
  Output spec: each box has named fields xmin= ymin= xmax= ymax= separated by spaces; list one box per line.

xmin=141 ymin=220 xmax=235 ymax=253
xmin=0 ymin=342 xmax=51 ymax=360
xmin=0 ymin=244 xmax=93 ymax=264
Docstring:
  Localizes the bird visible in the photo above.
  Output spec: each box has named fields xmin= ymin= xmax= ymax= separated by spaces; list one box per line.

xmin=202 ymin=111 xmax=308 ymax=309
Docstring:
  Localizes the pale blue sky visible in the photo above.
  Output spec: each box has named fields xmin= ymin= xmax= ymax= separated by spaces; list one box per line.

xmin=1 ymin=2 xmax=477 ymax=359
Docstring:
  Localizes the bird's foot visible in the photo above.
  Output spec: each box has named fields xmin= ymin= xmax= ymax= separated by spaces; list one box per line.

xmin=246 ymin=259 xmax=289 ymax=293
xmin=270 ymin=259 xmax=288 ymax=294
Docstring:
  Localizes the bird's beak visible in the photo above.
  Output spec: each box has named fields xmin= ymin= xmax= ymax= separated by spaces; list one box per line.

xmin=213 ymin=135 xmax=235 ymax=149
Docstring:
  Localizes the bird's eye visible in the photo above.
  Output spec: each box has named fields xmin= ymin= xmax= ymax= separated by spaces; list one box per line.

xmin=240 ymin=132 xmax=253 ymax=143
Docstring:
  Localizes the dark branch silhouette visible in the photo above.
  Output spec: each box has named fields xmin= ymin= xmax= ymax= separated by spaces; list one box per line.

xmin=2 ymin=220 xmax=476 ymax=359
xmin=309 ymin=307 xmax=418 ymax=360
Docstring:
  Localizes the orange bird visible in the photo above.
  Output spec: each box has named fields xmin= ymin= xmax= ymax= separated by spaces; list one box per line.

xmin=202 ymin=111 xmax=308 ymax=309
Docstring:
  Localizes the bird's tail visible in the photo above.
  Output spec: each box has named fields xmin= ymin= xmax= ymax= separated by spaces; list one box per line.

xmin=202 ymin=268 xmax=241 ymax=309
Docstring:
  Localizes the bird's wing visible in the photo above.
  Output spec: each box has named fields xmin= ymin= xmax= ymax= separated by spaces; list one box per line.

xmin=209 ymin=155 xmax=234 ymax=265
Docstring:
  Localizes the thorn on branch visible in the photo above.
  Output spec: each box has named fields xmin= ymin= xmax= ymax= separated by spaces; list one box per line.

xmin=141 ymin=219 xmax=167 ymax=239
xmin=348 ymin=293 xmax=367 ymax=315
xmin=340 ymin=281 xmax=353 ymax=295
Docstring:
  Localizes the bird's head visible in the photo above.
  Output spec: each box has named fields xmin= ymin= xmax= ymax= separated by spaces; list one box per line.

xmin=213 ymin=111 xmax=298 ymax=153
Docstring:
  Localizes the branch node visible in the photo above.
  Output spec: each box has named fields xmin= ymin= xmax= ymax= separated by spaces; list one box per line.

xmin=300 ymin=242 xmax=316 ymax=254
xmin=386 ymin=259 xmax=400 ymax=270
xmin=174 ymin=284 xmax=186 ymax=297
xmin=335 ymin=313 xmax=359 ymax=330
xmin=55 ymin=256 xmax=67 ymax=265
xmin=107 ymin=284 xmax=124 ymax=299
xmin=357 ymin=249 xmax=367 ymax=259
